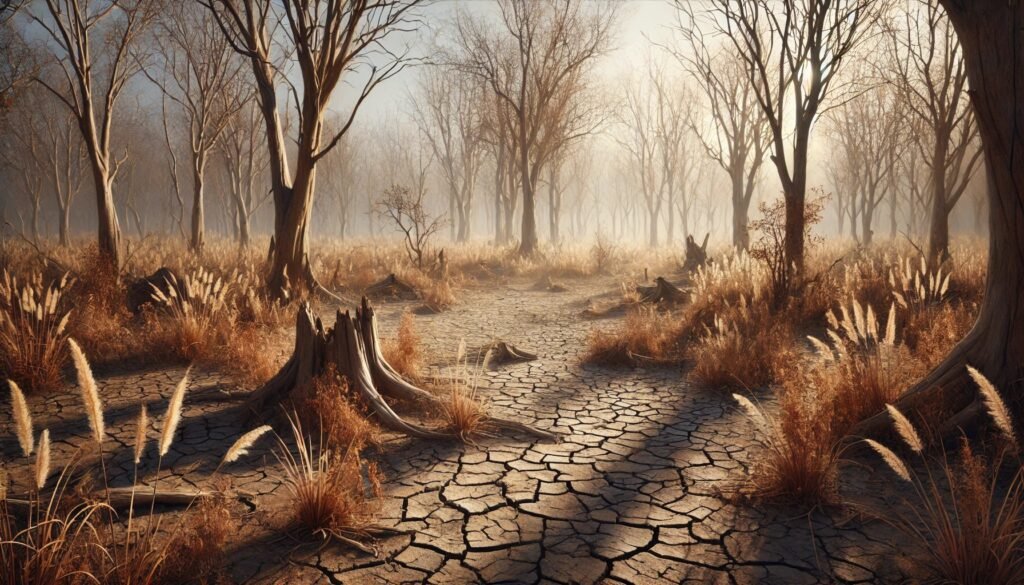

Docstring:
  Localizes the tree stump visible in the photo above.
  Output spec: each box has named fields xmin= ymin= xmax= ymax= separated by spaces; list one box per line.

xmin=127 ymin=267 xmax=184 ymax=314
xmin=682 ymin=234 xmax=710 ymax=273
xmin=485 ymin=341 xmax=538 ymax=365
xmin=246 ymin=298 xmax=557 ymax=442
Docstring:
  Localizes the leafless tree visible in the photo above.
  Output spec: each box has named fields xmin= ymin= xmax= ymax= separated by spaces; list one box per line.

xmin=375 ymin=184 xmax=445 ymax=269
xmin=825 ymin=82 xmax=906 ymax=246
xmin=0 ymin=93 xmax=45 ymax=243
xmin=219 ymin=99 xmax=271 ymax=248
xmin=27 ymin=0 xmax=159 ymax=270
xmin=681 ymin=0 xmax=880 ymax=287
xmin=451 ymin=0 xmax=615 ymax=255
xmin=317 ymin=119 xmax=362 ymax=241
xmin=671 ymin=33 xmax=769 ymax=250
xmin=412 ymin=66 xmax=486 ymax=242
xmin=145 ymin=3 xmax=249 ymax=254
xmin=200 ymin=0 xmax=423 ymax=298
xmin=886 ymin=0 xmax=982 ymax=263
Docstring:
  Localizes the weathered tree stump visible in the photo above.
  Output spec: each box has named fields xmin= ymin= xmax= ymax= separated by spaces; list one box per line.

xmin=636 ymin=277 xmax=689 ymax=304
xmin=682 ymin=233 xmax=710 ymax=273
xmin=246 ymin=298 xmax=556 ymax=442
xmin=127 ymin=267 xmax=184 ymax=314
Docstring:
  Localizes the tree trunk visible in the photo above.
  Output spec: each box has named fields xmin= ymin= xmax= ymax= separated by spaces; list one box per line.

xmin=731 ymin=168 xmax=751 ymax=250
xmin=861 ymin=200 xmax=874 ymax=247
xmin=519 ymin=172 xmax=538 ymax=255
xmin=928 ymin=139 xmax=951 ymax=264
xmin=857 ymin=0 xmax=1024 ymax=440
xmin=190 ymin=166 xmax=205 ymax=255
xmin=91 ymin=166 xmax=122 ymax=270
xmin=58 ymin=201 xmax=71 ymax=247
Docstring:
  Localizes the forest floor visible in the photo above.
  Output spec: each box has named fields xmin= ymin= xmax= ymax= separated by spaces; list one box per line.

xmin=1 ymin=274 xmax=918 ymax=584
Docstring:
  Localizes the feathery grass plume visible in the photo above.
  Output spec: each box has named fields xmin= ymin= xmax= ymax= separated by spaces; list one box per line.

xmin=885 ymin=404 xmax=923 ymax=453
xmin=67 ymin=338 xmax=104 ymax=444
xmin=852 ymin=300 xmax=867 ymax=342
xmin=883 ymin=303 xmax=896 ymax=345
xmin=732 ymin=393 xmax=769 ymax=435
xmin=8 ymin=379 xmax=33 ymax=456
xmin=966 ymin=365 xmax=1018 ymax=446
xmin=222 ymin=425 xmax=272 ymax=464
xmin=866 ymin=304 xmax=878 ymax=341
xmin=160 ymin=368 xmax=191 ymax=457
xmin=35 ymin=429 xmax=50 ymax=490
xmin=134 ymin=405 xmax=148 ymax=465
xmin=806 ymin=336 xmax=834 ymax=361
xmin=865 ymin=439 xmax=911 ymax=481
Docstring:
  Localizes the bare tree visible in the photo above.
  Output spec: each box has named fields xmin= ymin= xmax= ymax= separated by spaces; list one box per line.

xmin=201 ymin=0 xmax=422 ymax=298
xmin=672 ymin=36 xmax=769 ymax=250
xmin=887 ymin=0 xmax=982 ymax=264
xmin=375 ymin=184 xmax=445 ymax=269
xmin=412 ymin=66 xmax=485 ymax=242
xmin=0 ymin=93 xmax=45 ymax=243
xmin=218 ymin=99 xmax=271 ymax=248
xmin=825 ymin=83 xmax=906 ymax=246
xmin=452 ymin=0 xmax=615 ymax=255
xmin=317 ymin=119 xmax=361 ymax=241
xmin=616 ymin=72 xmax=664 ymax=247
xmin=145 ymin=3 xmax=248 ymax=254
xmin=27 ymin=0 xmax=158 ymax=270
xmin=681 ymin=0 xmax=879 ymax=288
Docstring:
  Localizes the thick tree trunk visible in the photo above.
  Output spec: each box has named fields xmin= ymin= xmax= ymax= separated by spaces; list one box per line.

xmin=648 ymin=206 xmax=659 ymax=248
xmin=519 ymin=176 xmax=538 ymax=255
xmin=857 ymin=0 xmax=1024 ymax=439
xmin=92 ymin=168 xmax=122 ymax=270
xmin=58 ymin=202 xmax=70 ymax=247
xmin=861 ymin=202 xmax=874 ymax=247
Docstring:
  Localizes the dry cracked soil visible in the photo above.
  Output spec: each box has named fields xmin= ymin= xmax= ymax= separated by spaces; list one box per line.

xmin=1 ymin=275 xmax=916 ymax=584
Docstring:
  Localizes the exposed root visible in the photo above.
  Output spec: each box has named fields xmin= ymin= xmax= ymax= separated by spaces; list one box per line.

xmin=364 ymin=274 xmax=418 ymax=300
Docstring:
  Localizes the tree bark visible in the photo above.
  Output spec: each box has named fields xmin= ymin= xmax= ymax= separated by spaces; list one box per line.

xmin=857 ymin=0 xmax=1024 ymax=439
xmin=190 ymin=165 xmax=206 ymax=254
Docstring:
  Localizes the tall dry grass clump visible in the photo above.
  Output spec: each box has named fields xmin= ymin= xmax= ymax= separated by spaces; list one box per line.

xmin=867 ymin=371 xmax=1022 ymax=585
xmin=440 ymin=343 xmax=492 ymax=442
xmin=690 ymin=300 xmax=794 ymax=390
xmin=0 ymin=271 xmax=72 ymax=393
xmin=273 ymin=412 xmax=382 ymax=553
xmin=382 ymin=311 xmax=423 ymax=380
xmin=732 ymin=378 xmax=842 ymax=505
xmin=584 ymin=307 xmax=681 ymax=366
xmin=297 ymin=367 xmax=378 ymax=452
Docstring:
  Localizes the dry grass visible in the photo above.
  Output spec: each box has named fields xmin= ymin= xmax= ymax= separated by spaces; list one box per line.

xmin=0 ymin=271 xmax=72 ymax=393
xmin=273 ymin=412 xmax=381 ymax=548
xmin=298 ymin=368 xmax=379 ymax=452
xmin=382 ymin=311 xmax=423 ymax=380
xmin=439 ymin=344 xmax=491 ymax=441
xmin=869 ymin=386 xmax=1023 ymax=585
xmin=691 ymin=302 xmax=795 ymax=390
xmin=584 ymin=306 xmax=682 ymax=366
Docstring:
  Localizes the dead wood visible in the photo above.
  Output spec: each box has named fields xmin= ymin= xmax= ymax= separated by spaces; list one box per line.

xmin=636 ymin=277 xmax=689 ymax=304
xmin=682 ymin=233 xmax=710 ymax=273
xmin=3 ymin=487 xmax=252 ymax=514
xmin=247 ymin=298 xmax=557 ymax=442
xmin=485 ymin=341 xmax=538 ymax=365
xmin=364 ymin=273 xmax=418 ymax=300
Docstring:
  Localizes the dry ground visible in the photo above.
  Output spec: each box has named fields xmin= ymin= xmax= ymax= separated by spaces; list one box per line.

xmin=1 ymin=274 xmax=916 ymax=584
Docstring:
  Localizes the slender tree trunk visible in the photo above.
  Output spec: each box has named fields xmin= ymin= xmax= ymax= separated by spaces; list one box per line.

xmin=190 ymin=165 xmax=205 ymax=254
xmin=731 ymin=167 xmax=750 ymax=250
xmin=928 ymin=139 xmax=951 ymax=263
xmin=858 ymin=0 xmax=1024 ymax=437
xmin=861 ymin=200 xmax=874 ymax=246
xmin=89 ymin=161 xmax=122 ymax=269
xmin=58 ymin=202 xmax=71 ymax=247
xmin=648 ymin=205 xmax=659 ymax=248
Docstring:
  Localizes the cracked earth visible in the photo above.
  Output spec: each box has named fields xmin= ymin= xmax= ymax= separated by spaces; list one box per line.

xmin=1 ymin=275 xmax=916 ymax=584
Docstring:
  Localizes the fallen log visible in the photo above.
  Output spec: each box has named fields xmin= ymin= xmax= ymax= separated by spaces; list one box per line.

xmin=636 ymin=277 xmax=689 ymax=304
xmin=246 ymin=299 xmax=557 ymax=442
xmin=364 ymin=274 xmax=418 ymax=300
xmin=3 ymin=487 xmax=252 ymax=514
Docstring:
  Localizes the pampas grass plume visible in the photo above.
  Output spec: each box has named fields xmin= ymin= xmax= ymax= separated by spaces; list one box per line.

xmin=8 ymin=380 xmax=33 ymax=456
xmin=885 ymin=404 xmax=923 ymax=453
xmin=160 ymin=368 xmax=191 ymax=457
xmin=67 ymin=338 xmax=104 ymax=444
xmin=967 ymin=365 xmax=1018 ymax=447
xmin=134 ymin=405 xmax=148 ymax=464
xmin=222 ymin=425 xmax=272 ymax=464
xmin=35 ymin=429 xmax=50 ymax=490
xmin=865 ymin=439 xmax=911 ymax=482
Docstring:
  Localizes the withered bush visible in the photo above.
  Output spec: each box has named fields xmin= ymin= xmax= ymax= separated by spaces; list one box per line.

xmin=382 ymin=311 xmax=423 ymax=380
xmin=0 ymin=271 xmax=72 ymax=393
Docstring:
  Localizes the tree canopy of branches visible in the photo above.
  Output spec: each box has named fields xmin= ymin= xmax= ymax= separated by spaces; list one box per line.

xmin=683 ymin=0 xmax=879 ymax=289
xmin=411 ymin=66 xmax=486 ymax=243
xmin=451 ymin=0 xmax=614 ymax=256
xmin=672 ymin=34 xmax=769 ymax=251
xmin=200 ymin=0 xmax=423 ymax=298
xmin=375 ymin=183 xmax=445 ymax=269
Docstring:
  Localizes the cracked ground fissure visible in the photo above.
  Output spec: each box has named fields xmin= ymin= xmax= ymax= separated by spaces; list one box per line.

xmin=0 ymin=276 xmax=914 ymax=584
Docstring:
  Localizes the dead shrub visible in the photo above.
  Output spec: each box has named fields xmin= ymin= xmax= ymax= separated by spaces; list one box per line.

xmin=298 ymin=369 xmax=378 ymax=451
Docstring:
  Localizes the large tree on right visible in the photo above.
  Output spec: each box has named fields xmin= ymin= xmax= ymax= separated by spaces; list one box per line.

xmin=860 ymin=1 xmax=1024 ymax=437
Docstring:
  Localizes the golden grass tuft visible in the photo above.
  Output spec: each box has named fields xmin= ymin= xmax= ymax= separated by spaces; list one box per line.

xmin=8 ymin=380 xmax=34 ymax=456
xmin=159 ymin=368 xmax=190 ymax=457
xmin=584 ymin=307 xmax=680 ymax=366
xmin=382 ymin=311 xmax=423 ymax=380
xmin=0 ymin=270 xmax=72 ymax=393
xmin=68 ymin=338 xmax=105 ymax=444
